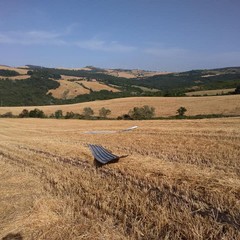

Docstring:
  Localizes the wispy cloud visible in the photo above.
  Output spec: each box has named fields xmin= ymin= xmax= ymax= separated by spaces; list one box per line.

xmin=0 ymin=29 xmax=136 ymax=53
xmin=0 ymin=30 xmax=66 ymax=45
xmin=75 ymin=39 xmax=136 ymax=52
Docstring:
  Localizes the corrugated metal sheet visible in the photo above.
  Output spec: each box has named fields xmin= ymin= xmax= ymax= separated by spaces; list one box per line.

xmin=88 ymin=144 xmax=119 ymax=164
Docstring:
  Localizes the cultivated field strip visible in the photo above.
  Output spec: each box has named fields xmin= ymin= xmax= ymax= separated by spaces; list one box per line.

xmin=1 ymin=95 xmax=240 ymax=117
xmin=0 ymin=118 xmax=240 ymax=239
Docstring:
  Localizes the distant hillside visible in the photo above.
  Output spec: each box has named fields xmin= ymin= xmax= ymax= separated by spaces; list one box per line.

xmin=0 ymin=65 xmax=239 ymax=106
xmin=130 ymin=67 xmax=240 ymax=94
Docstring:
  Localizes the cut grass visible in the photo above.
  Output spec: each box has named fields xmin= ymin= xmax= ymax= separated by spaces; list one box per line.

xmin=0 ymin=118 xmax=239 ymax=239
xmin=0 ymin=95 xmax=240 ymax=118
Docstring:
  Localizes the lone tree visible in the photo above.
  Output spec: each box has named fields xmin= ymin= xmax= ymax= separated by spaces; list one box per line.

xmin=129 ymin=105 xmax=155 ymax=120
xmin=177 ymin=107 xmax=187 ymax=116
xmin=54 ymin=110 xmax=63 ymax=119
xmin=99 ymin=107 xmax=111 ymax=118
xmin=83 ymin=107 xmax=94 ymax=118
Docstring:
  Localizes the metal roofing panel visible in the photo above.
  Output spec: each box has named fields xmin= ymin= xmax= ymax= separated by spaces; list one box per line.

xmin=88 ymin=144 xmax=119 ymax=164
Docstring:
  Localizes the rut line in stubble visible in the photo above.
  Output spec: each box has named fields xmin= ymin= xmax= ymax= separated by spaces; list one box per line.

xmin=1 ymin=144 xmax=239 ymax=230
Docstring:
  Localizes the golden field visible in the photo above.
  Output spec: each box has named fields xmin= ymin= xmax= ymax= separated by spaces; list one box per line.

xmin=79 ymin=80 xmax=120 ymax=92
xmin=0 ymin=95 xmax=240 ymax=118
xmin=106 ymin=69 xmax=171 ymax=78
xmin=48 ymin=80 xmax=120 ymax=99
xmin=186 ymin=88 xmax=235 ymax=96
xmin=48 ymin=78 xmax=119 ymax=99
xmin=0 ymin=118 xmax=240 ymax=239
xmin=48 ymin=80 xmax=90 ymax=99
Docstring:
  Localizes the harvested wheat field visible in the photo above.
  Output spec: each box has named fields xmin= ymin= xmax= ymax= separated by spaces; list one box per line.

xmin=79 ymin=80 xmax=120 ymax=92
xmin=0 ymin=118 xmax=239 ymax=239
xmin=186 ymin=88 xmax=235 ymax=96
xmin=106 ymin=69 xmax=171 ymax=78
xmin=1 ymin=95 xmax=240 ymax=117
xmin=48 ymin=80 xmax=120 ymax=99
xmin=48 ymin=80 xmax=90 ymax=99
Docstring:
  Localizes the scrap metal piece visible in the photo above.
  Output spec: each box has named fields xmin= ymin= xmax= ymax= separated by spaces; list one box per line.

xmin=88 ymin=144 xmax=120 ymax=164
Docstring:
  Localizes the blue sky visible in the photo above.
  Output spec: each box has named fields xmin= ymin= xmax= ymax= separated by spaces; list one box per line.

xmin=0 ymin=0 xmax=240 ymax=71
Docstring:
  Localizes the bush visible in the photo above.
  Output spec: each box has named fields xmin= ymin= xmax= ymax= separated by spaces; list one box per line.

xmin=29 ymin=108 xmax=45 ymax=118
xmin=65 ymin=111 xmax=75 ymax=119
xmin=54 ymin=110 xmax=63 ymax=119
xmin=64 ymin=111 xmax=83 ymax=119
xmin=83 ymin=107 xmax=94 ymax=118
xmin=19 ymin=109 xmax=29 ymax=118
xmin=129 ymin=105 xmax=155 ymax=120
xmin=99 ymin=107 xmax=111 ymax=118
xmin=117 ymin=114 xmax=133 ymax=120
xmin=234 ymin=86 xmax=240 ymax=94
xmin=176 ymin=107 xmax=187 ymax=116
xmin=0 ymin=112 xmax=14 ymax=118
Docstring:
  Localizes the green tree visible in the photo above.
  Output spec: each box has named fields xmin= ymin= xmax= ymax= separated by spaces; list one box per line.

xmin=234 ymin=86 xmax=240 ymax=94
xmin=54 ymin=110 xmax=63 ymax=119
xmin=29 ymin=108 xmax=45 ymax=118
xmin=99 ymin=107 xmax=111 ymax=118
xmin=83 ymin=107 xmax=94 ymax=118
xmin=177 ymin=107 xmax=187 ymax=116
xmin=129 ymin=105 xmax=155 ymax=120
xmin=19 ymin=109 xmax=29 ymax=118
xmin=65 ymin=111 xmax=75 ymax=119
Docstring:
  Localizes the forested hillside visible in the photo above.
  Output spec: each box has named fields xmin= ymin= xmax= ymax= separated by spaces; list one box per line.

xmin=0 ymin=65 xmax=240 ymax=106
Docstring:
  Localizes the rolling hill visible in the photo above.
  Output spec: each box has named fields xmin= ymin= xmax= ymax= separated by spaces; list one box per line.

xmin=0 ymin=65 xmax=239 ymax=106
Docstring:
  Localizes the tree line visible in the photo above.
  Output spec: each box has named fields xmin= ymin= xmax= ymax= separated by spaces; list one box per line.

xmin=0 ymin=106 xmax=190 ymax=120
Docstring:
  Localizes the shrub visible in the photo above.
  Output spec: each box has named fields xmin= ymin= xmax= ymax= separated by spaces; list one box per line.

xmin=0 ymin=112 xmax=14 ymax=118
xmin=234 ymin=86 xmax=240 ymax=94
xmin=19 ymin=109 xmax=29 ymax=118
xmin=176 ymin=107 xmax=187 ymax=116
xmin=99 ymin=107 xmax=111 ymax=118
xmin=129 ymin=105 xmax=155 ymax=120
xmin=83 ymin=107 xmax=94 ymax=118
xmin=29 ymin=108 xmax=45 ymax=118
xmin=65 ymin=111 xmax=75 ymax=119
xmin=54 ymin=110 xmax=63 ymax=119
xmin=117 ymin=114 xmax=133 ymax=120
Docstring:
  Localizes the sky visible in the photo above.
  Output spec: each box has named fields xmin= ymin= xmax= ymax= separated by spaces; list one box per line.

xmin=0 ymin=0 xmax=240 ymax=71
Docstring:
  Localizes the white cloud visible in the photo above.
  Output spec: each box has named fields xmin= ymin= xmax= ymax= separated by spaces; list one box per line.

xmin=0 ymin=29 xmax=136 ymax=53
xmin=0 ymin=30 xmax=66 ymax=45
xmin=75 ymin=39 xmax=136 ymax=52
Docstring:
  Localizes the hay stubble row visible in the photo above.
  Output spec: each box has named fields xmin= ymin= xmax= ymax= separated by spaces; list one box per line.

xmin=0 ymin=118 xmax=239 ymax=239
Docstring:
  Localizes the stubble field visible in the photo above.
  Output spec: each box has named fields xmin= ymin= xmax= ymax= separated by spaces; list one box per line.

xmin=0 ymin=95 xmax=240 ymax=117
xmin=0 ymin=118 xmax=239 ymax=239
